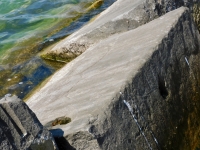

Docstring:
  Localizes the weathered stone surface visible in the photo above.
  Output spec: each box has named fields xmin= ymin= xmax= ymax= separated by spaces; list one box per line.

xmin=0 ymin=95 xmax=57 ymax=150
xmin=45 ymin=0 xmax=158 ymax=56
xmin=27 ymin=7 xmax=200 ymax=149
xmin=43 ymin=0 xmax=198 ymax=58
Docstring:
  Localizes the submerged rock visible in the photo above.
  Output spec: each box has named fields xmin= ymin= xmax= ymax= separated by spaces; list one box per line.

xmin=0 ymin=95 xmax=57 ymax=150
xmin=27 ymin=7 xmax=200 ymax=149
xmin=0 ymin=57 xmax=54 ymax=99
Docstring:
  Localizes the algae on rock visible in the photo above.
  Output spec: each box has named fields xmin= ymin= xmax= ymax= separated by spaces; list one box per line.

xmin=193 ymin=2 xmax=200 ymax=31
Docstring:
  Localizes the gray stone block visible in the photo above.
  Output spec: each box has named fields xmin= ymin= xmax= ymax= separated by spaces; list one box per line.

xmin=46 ymin=0 xmax=197 ymax=56
xmin=27 ymin=7 xmax=200 ymax=149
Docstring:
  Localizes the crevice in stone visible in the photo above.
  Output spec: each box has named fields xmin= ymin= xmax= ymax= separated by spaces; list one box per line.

xmin=0 ymin=105 xmax=24 ymax=138
xmin=155 ymin=3 xmax=163 ymax=16
xmin=158 ymin=76 xmax=168 ymax=99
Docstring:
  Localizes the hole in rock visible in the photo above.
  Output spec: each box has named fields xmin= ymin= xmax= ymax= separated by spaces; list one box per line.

xmin=128 ymin=139 xmax=132 ymax=143
xmin=158 ymin=76 xmax=168 ymax=99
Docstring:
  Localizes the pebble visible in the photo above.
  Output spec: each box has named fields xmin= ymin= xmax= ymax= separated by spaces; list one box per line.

xmin=19 ymin=82 xmax=23 ymax=85
xmin=5 ymin=93 xmax=12 ymax=97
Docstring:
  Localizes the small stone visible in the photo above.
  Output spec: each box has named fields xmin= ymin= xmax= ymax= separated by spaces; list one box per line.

xmin=5 ymin=93 xmax=12 ymax=97
xmin=49 ymin=39 xmax=54 ymax=42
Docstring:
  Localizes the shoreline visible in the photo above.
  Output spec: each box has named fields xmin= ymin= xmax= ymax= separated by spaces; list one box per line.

xmin=23 ymin=0 xmax=116 ymax=102
xmin=0 ymin=0 xmax=116 ymax=100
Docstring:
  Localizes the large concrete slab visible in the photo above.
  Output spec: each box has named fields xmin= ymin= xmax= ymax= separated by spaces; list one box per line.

xmin=27 ymin=7 xmax=200 ymax=149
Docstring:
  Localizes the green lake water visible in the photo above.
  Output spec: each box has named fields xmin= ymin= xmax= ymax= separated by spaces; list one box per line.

xmin=0 ymin=0 xmax=115 ymax=99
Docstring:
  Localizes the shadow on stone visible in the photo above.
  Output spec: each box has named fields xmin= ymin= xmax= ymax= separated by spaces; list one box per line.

xmin=50 ymin=128 xmax=75 ymax=150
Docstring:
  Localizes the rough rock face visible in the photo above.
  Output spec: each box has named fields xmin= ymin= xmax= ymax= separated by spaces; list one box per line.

xmin=43 ymin=0 xmax=198 ymax=59
xmin=192 ymin=1 xmax=200 ymax=30
xmin=0 ymin=95 xmax=57 ymax=150
xmin=27 ymin=7 xmax=200 ymax=150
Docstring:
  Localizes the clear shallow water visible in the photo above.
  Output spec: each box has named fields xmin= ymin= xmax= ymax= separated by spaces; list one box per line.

xmin=0 ymin=0 xmax=91 ymax=60
xmin=0 ymin=0 xmax=115 ymax=99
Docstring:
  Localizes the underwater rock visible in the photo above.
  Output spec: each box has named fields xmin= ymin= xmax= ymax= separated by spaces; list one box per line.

xmin=0 ymin=57 xmax=54 ymax=99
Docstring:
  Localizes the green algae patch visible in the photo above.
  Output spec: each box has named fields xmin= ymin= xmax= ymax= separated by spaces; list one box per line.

xmin=51 ymin=117 xmax=72 ymax=126
xmin=193 ymin=2 xmax=200 ymax=31
xmin=40 ymin=52 xmax=79 ymax=69
xmin=86 ymin=0 xmax=104 ymax=12
xmin=41 ymin=52 xmax=77 ymax=63
xmin=40 ymin=59 xmax=67 ymax=70
xmin=0 ymin=70 xmax=12 ymax=97
xmin=0 ymin=22 xmax=6 ymax=30
xmin=0 ymin=0 xmax=104 ymax=71
xmin=0 ymin=0 xmax=104 ymax=66
xmin=0 ymin=70 xmax=27 ymax=98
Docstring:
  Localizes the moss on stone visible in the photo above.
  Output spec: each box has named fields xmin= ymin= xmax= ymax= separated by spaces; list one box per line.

xmin=192 ymin=3 xmax=200 ymax=31
xmin=51 ymin=117 xmax=71 ymax=126
xmin=40 ymin=52 xmax=78 ymax=69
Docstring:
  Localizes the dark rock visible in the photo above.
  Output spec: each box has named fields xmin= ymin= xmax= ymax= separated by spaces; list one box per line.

xmin=0 ymin=95 xmax=57 ymax=150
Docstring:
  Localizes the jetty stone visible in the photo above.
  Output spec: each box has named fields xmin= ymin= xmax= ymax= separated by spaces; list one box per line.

xmin=0 ymin=95 xmax=57 ymax=150
xmin=27 ymin=7 xmax=200 ymax=149
xmin=46 ymin=0 xmax=197 ymax=57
